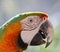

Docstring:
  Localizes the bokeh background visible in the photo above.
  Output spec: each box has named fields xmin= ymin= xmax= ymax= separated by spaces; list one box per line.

xmin=0 ymin=0 xmax=60 ymax=52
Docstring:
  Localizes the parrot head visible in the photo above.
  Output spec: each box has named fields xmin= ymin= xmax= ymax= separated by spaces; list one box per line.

xmin=0 ymin=12 xmax=54 ymax=52
xmin=17 ymin=12 xmax=54 ymax=50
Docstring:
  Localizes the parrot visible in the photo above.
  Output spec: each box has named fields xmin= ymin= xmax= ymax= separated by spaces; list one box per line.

xmin=0 ymin=12 xmax=54 ymax=52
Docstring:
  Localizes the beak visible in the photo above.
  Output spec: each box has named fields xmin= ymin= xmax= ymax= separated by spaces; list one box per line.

xmin=45 ymin=24 xmax=54 ymax=48
xmin=40 ymin=20 xmax=54 ymax=48
xmin=45 ymin=37 xmax=52 ymax=48
xmin=40 ymin=13 xmax=54 ymax=48
xmin=30 ymin=20 xmax=54 ymax=48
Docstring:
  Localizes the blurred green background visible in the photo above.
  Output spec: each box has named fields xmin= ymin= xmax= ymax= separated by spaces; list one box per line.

xmin=0 ymin=0 xmax=60 ymax=52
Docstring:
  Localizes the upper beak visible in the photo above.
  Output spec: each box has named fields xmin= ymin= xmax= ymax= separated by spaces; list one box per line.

xmin=39 ymin=20 xmax=54 ymax=48
xmin=45 ymin=37 xmax=52 ymax=48
xmin=45 ymin=24 xmax=54 ymax=48
xmin=40 ymin=13 xmax=54 ymax=48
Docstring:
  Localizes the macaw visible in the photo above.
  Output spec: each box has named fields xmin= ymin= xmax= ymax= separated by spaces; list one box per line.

xmin=0 ymin=12 xmax=54 ymax=52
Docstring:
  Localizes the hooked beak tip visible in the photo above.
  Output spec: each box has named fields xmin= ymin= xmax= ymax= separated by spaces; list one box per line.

xmin=45 ymin=40 xmax=52 ymax=48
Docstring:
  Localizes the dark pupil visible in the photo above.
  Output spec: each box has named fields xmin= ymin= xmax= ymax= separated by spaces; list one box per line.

xmin=30 ymin=19 xmax=33 ymax=22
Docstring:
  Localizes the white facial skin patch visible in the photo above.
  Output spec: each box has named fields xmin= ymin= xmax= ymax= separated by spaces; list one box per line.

xmin=20 ymin=15 xmax=47 ymax=45
xmin=20 ymin=16 xmax=41 ymax=31
xmin=21 ymin=24 xmax=40 ymax=45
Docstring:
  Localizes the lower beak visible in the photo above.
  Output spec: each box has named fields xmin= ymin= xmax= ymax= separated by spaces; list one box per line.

xmin=30 ymin=30 xmax=46 ymax=46
xmin=30 ymin=28 xmax=47 ymax=45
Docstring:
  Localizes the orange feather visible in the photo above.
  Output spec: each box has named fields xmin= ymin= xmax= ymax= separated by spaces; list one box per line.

xmin=0 ymin=22 xmax=22 ymax=52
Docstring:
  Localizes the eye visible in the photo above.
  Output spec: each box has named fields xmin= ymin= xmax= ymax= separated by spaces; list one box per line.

xmin=28 ymin=18 xmax=33 ymax=23
xmin=29 ymin=19 xmax=33 ymax=22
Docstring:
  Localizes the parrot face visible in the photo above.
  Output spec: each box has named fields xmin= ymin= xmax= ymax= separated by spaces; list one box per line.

xmin=18 ymin=12 xmax=54 ymax=48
